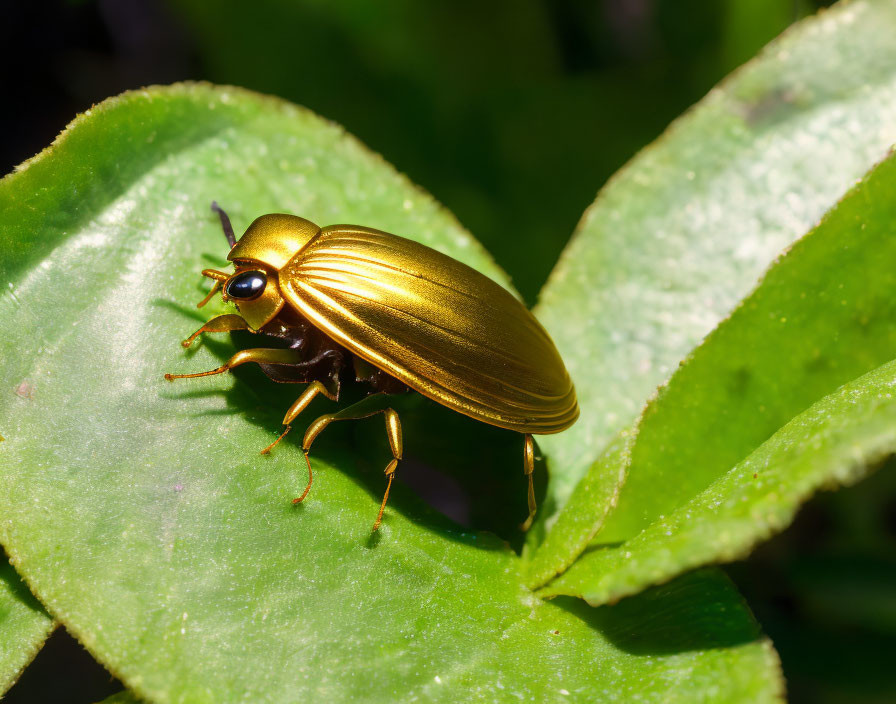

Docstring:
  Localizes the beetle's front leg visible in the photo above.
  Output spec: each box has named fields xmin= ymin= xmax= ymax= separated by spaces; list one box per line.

xmin=301 ymin=393 xmax=402 ymax=531
xmin=180 ymin=314 xmax=252 ymax=348
xmin=164 ymin=347 xmax=305 ymax=381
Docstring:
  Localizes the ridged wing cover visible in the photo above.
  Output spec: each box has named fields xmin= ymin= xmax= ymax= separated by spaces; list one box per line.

xmin=279 ymin=226 xmax=578 ymax=434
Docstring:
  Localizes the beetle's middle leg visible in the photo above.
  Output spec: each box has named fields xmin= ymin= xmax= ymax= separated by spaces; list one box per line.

xmin=259 ymin=375 xmax=339 ymax=456
xmin=257 ymin=380 xmax=339 ymax=503
xmin=302 ymin=393 xmax=402 ymax=531
xmin=257 ymin=347 xmax=344 ymax=456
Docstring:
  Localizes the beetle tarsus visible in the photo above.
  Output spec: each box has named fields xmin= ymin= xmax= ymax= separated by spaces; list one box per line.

xmin=166 ymin=347 xmax=307 ymax=384
xmin=372 ymin=462 xmax=398 ymax=531
xmin=261 ymin=425 xmax=292 ymax=455
xmin=195 ymin=281 xmax=222 ymax=309
xmin=291 ymin=451 xmax=313 ymax=504
xmin=165 ymin=366 xmax=227 ymax=381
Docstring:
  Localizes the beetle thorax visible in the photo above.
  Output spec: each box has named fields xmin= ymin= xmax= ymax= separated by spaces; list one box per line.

xmin=227 ymin=214 xmax=321 ymax=270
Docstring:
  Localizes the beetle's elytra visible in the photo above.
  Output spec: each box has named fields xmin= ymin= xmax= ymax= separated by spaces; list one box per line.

xmin=165 ymin=203 xmax=578 ymax=530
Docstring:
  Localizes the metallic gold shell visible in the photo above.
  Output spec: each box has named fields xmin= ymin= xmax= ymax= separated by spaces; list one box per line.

xmin=228 ymin=214 xmax=320 ymax=269
xmin=277 ymin=225 xmax=578 ymax=434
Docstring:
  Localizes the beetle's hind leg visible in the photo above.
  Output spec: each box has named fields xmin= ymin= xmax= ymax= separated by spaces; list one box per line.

xmin=302 ymin=393 xmax=402 ymax=531
xmin=521 ymin=434 xmax=537 ymax=531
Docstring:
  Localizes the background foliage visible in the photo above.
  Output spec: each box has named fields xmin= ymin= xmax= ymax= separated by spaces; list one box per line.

xmin=3 ymin=0 xmax=827 ymax=303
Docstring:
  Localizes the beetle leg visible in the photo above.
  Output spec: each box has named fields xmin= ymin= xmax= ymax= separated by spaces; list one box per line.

xmin=521 ymin=434 xmax=537 ymax=531
xmin=180 ymin=314 xmax=251 ymax=348
xmin=261 ymin=380 xmax=338 ymax=503
xmin=374 ymin=409 xmax=402 ymax=531
xmin=195 ymin=269 xmax=230 ymax=308
xmin=260 ymin=380 xmax=337 ymax=457
xmin=164 ymin=347 xmax=305 ymax=381
xmin=301 ymin=394 xmax=402 ymax=531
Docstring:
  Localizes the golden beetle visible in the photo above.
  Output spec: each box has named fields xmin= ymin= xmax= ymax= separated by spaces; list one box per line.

xmin=166 ymin=203 xmax=578 ymax=530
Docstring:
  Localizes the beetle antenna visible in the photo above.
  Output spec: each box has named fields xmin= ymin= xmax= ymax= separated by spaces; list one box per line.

xmin=211 ymin=201 xmax=237 ymax=248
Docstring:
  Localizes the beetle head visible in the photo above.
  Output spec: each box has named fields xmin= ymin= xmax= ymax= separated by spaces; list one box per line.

xmin=199 ymin=213 xmax=321 ymax=331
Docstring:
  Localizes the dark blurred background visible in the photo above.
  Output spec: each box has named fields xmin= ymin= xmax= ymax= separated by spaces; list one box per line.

xmin=5 ymin=1 xmax=895 ymax=703
xmin=2 ymin=0 xmax=830 ymax=302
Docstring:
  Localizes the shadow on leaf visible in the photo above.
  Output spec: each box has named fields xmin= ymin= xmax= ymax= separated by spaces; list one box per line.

xmin=552 ymin=568 xmax=763 ymax=656
xmin=158 ymin=323 xmax=527 ymax=551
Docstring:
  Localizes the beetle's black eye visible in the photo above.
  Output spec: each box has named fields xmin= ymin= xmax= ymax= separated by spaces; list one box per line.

xmin=225 ymin=270 xmax=267 ymax=300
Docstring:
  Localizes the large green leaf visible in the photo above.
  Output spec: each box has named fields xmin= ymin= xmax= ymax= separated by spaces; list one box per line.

xmin=528 ymin=141 xmax=896 ymax=588
xmin=0 ymin=85 xmax=781 ymax=702
xmin=534 ymin=0 xmax=896 ymax=512
xmin=0 ymin=562 xmax=54 ymax=695
xmin=94 ymin=567 xmax=780 ymax=704
xmin=530 ymin=146 xmax=896 ymax=591
xmin=599 ymin=147 xmax=896 ymax=543
xmin=541 ymin=358 xmax=896 ymax=605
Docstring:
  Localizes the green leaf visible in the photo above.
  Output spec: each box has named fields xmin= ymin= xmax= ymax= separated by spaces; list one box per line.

xmin=0 ymin=562 xmax=54 ymax=695
xmin=534 ymin=0 xmax=896 ymax=513
xmin=536 ymin=140 xmax=896 ymax=589
xmin=529 ymin=145 xmax=896 ymax=588
xmin=90 ymin=569 xmax=778 ymax=704
xmin=0 ymin=84 xmax=782 ymax=702
xmin=523 ymin=431 xmax=633 ymax=588
xmin=540 ymin=357 xmax=896 ymax=605
xmin=599 ymin=148 xmax=896 ymax=544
